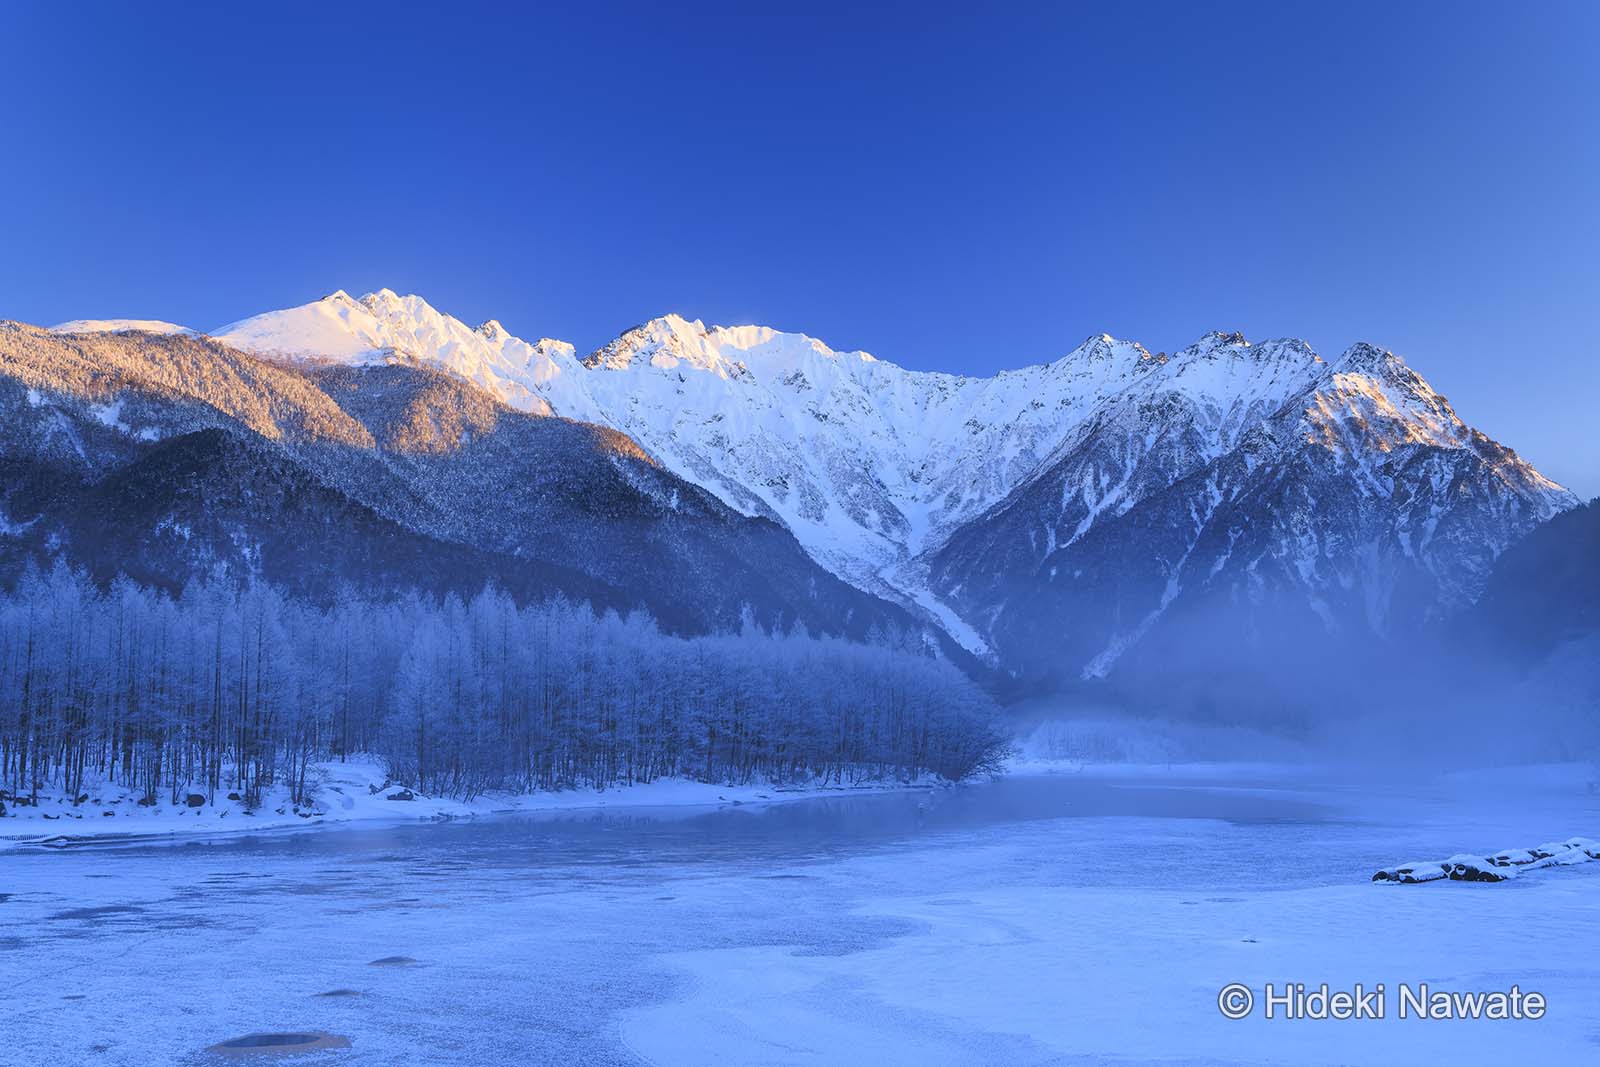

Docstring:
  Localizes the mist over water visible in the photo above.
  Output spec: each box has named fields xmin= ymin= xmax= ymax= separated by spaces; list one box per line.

xmin=1006 ymin=594 xmax=1600 ymax=773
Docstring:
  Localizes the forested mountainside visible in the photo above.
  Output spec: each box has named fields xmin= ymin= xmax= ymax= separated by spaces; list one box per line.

xmin=0 ymin=323 xmax=941 ymax=645
xmin=1466 ymin=498 xmax=1600 ymax=665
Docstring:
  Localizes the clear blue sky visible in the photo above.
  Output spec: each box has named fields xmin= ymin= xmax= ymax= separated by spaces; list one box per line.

xmin=3 ymin=2 xmax=1597 ymax=494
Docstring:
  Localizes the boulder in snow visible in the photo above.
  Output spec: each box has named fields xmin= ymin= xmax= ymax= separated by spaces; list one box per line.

xmin=1372 ymin=861 xmax=1447 ymax=884
xmin=1487 ymin=848 xmax=1537 ymax=867
xmin=1442 ymin=855 xmax=1512 ymax=882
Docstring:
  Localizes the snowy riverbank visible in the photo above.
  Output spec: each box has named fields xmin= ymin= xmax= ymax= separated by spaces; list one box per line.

xmin=0 ymin=758 xmax=938 ymax=847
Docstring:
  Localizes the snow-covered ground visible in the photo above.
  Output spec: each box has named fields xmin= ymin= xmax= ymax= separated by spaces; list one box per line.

xmin=0 ymin=758 xmax=925 ymax=847
xmin=3 ymin=763 xmax=1596 ymax=1066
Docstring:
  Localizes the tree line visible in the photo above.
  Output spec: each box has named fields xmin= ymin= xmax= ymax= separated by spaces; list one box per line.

xmin=0 ymin=565 xmax=1010 ymax=809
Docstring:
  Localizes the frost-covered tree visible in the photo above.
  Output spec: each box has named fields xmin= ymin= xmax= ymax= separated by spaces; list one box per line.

xmin=0 ymin=571 xmax=1010 ymax=809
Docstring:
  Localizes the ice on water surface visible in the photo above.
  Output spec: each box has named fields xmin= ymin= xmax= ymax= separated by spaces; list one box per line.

xmin=3 ymin=765 xmax=1597 ymax=1067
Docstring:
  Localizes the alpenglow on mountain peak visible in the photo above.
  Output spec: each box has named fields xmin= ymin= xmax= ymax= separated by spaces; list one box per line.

xmin=47 ymin=289 xmax=1574 ymax=674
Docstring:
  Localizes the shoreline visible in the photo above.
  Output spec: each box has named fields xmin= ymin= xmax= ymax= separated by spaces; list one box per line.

xmin=0 ymin=758 xmax=941 ymax=849
xmin=9 ymin=756 xmax=1591 ymax=850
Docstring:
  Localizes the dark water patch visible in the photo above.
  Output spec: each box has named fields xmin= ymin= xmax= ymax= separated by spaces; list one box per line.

xmin=147 ymin=913 xmax=218 ymax=932
xmin=206 ymin=1031 xmax=350 ymax=1056
xmin=50 ymin=904 xmax=144 ymax=921
xmin=312 ymin=989 xmax=362 ymax=998
xmin=358 ymin=898 xmax=427 ymax=912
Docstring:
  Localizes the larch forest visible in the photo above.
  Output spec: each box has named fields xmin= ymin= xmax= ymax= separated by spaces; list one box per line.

xmin=0 ymin=565 xmax=1010 ymax=813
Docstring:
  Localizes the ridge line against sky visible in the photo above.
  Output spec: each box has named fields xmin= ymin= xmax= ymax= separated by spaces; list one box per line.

xmin=2 ymin=2 xmax=1597 ymax=494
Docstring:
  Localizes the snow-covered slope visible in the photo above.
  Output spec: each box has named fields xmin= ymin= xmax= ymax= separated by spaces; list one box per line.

xmin=574 ymin=320 xmax=1168 ymax=597
xmin=205 ymin=291 xmax=1574 ymax=669
xmin=215 ymin=290 xmax=581 ymax=415
xmin=52 ymin=319 xmax=195 ymax=336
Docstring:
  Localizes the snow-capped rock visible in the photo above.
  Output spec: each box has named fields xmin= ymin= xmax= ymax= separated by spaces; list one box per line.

xmin=1376 ymin=838 xmax=1599 ymax=883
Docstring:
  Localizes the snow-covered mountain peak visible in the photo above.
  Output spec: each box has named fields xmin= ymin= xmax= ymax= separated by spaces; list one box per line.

xmin=211 ymin=291 xmax=587 ymax=416
xmin=583 ymin=314 xmax=870 ymax=383
xmin=1155 ymin=333 xmax=1326 ymax=413
xmin=360 ymin=287 xmax=427 ymax=319
xmin=1061 ymin=332 xmax=1152 ymax=362
xmin=585 ymin=315 xmax=715 ymax=372
xmin=1326 ymin=343 xmax=1445 ymax=415
xmin=1306 ymin=342 xmax=1465 ymax=455
xmin=1041 ymin=334 xmax=1162 ymax=382
xmin=1170 ymin=331 xmax=1317 ymax=365
xmin=51 ymin=319 xmax=196 ymax=337
xmin=1255 ymin=337 xmax=1321 ymax=363
xmin=1333 ymin=341 xmax=1408 ymax=378
xmin=214 ymin=292 xmax=393 ymax=363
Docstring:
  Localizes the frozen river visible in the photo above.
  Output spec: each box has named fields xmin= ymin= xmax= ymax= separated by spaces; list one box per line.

xmin=4 ymin=766 xmax=1597 ymax=1065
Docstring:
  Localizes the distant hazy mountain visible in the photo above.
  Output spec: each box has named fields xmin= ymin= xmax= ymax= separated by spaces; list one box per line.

xmin=192 ymin=291 xmax=1574 ymax=683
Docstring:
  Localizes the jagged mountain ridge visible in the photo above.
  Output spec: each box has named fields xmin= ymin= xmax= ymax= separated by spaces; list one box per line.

xmin=189 ymin=291 xmax=1574 ymax=678
xmin=0 ymin=323 xmax=940 ymax=647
